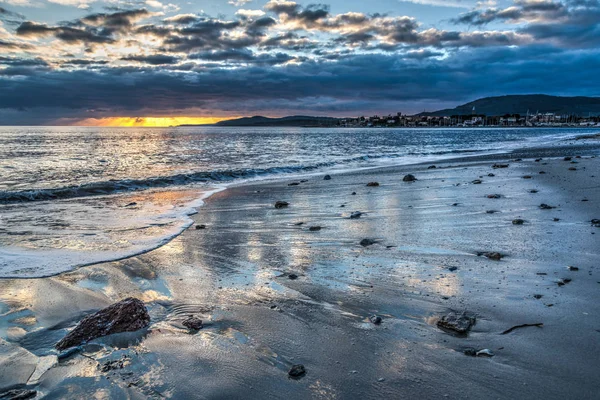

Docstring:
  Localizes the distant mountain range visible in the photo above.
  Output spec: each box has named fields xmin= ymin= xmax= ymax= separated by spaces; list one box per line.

xmin=420 ymin=95 xmax=600 ymax=117
xmin=214 ymin=115 xmax=340 ymax=127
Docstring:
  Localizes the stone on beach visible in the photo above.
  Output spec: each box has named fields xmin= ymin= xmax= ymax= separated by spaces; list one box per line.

xmin=403 ymin=174 xmax=417 ymax=182
xmin=492 ymin=163 xmax=509 ymax=169
xmin=55 ymin=298 xmax=150 ymax=351
xmin=512 ymin=219 xmax=525 ymax=225
xmin=366 ymin=182 xmax=380 ymax=187
xmin=323 ymin=175 xmax=332 ymax=180
xmin=539 ymin=203 xmax=555 ymax=209
xmin=480 ymin=252 xmax=504 ymax=260
xmin=195 ymin=224 xmax=206 ymax=230
xmin=350 ymin=211 xmax=363 ymax=219
xmin=436 ymin=312 xmax=476 ymax=335
xmin=360 ymin=239 xmax=377 ymax=247
xmin=274 ymin=201 xmax=289 ymax=209
xmin=487 ymin=194 xmax=502 ymax=199
xmin=182 ymin=316 xmax=203 ymax=330
xmin=369 ymin=315 xmax=383 ymax=325
xmin=288 ymin=364 xmax=306 ymax=378
xmin=472 ymin=179 xmax=482 ymax=184
xmin=309 ymin=226 xmax=322 ymax=231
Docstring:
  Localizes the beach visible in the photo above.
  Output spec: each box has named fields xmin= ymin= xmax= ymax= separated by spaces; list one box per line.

xmin=1 ymin=140 xmax=600 ymax=399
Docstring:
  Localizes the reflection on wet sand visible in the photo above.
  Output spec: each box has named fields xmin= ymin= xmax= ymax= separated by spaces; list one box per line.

xmin=1 ymin=153 xmax=600 ymax=398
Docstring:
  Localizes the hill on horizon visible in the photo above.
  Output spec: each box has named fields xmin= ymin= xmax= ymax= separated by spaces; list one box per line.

xmin=420 ymin=95 xmax=600 ymax=117
xmin=213 ymin=115 xmax=340 ymax=127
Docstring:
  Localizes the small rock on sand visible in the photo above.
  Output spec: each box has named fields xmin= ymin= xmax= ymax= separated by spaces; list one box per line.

xmin=182 ymin=316 xmax=203 ymax=330
xmin=480 ymin=252 xmax=504 ymax=260
xmin=512 ymin=219 xmax=525 ymax=225
xmin=492 ymin=163 xmax=509 ymax=169
xmin=428 ymin=165 xmax=437 ymax=169
xmin=403 ymin=174 xmax=417 ymax=182
xmin=487 ymin=194 xmax=502 ymax=199
xmin=195 ymin=224 xmax=206 ymax=230
xmin=567 ymin=266 xmax=579 ymax=271
xmin=275 ymin=201 xmax=289 ymax=209
xmin=564 ymin=157 xmax=572 ymax=161
xmin=472 ymin=179 xmax=482 ymax=184
xmin=539 ymin=203 xmax=555 ymax=209
xmin=370 ymin=315 xmax=383 ymax=325
xmin=289 ymin=364 xmax=306 ymax=378
xmin=366 ymin=182 xmax=380 ymax=187
xmin=351 ymin=192 xmax=357 ymax=195
xmin=436 ymin=312 xmax=476 ymax=335
xmin=360 ymin=239 xmax=377 ymax=247
xmin=56 ymin=297 xmax=150 ymax=351
xmin=288 ymin=273 xmax=299 ymax=280
xmin=309 ymin=226 xmax=322 ymax=231
xmin=488 ymin=173 xmax=495 ymax=177
xmin=350 ymin=211 xmax=363 ymax=219
xmin=323 ymin=175 xmax=332 ymax=180
xmin=288 ymin=182 xmax=300 ymax=186
xmin=522 ymin=175 xmax=532 ymax=179
xmin=569 ymin=167 xmax=577 ymax=171
xmin=486 ymin=210 xmax=498 ymax=214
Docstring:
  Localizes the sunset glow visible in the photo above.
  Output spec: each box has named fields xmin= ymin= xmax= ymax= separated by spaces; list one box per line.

xmin=73 ymin=117 xmax=234 ymax=127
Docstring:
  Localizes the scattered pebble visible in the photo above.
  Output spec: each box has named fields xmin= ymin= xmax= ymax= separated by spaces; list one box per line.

xmin=403 ymin=174 xmax=417 ymax=182
xmin=309 ymin=226 xmax=322 ymax=231
xmin=289 ymin=364 xmax=306 ymax=378
xmin=366 ymin=182 xmax=380 ymax=187
xmin=323 ymin=175 xmax=332 ymax=180
xmin=275 ymin=201 xmax=289 ymax=209
xmin=512 ymin=219 xmax=525 ymax=225
xmin=182 ymin=316 xmax=203 ymax=331
xmin=195 ymin=224 xmax=206 ymax=230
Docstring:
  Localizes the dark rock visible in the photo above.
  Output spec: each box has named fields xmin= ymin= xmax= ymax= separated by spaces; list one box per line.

xmin=529 ymin=189 xmax=539 ymax=193
xmin=101 ymin=357 xmax=128 ymax=372
xmin=274 ymin=201 xmax=289 ymax=209
xmin=56 ymin=298 xmax=150 ymax=351
xmin=568 ymin=167 xmax=577 ymax=171
xmin=492 ymin=163 xmax=509 ymax=169
xmin=472 ymin=179 xmax=482 ymax=184
xmin=482 ymin=252 xmax=504 ymax=260
xmin=300 ymin=180 xmax=308 ymax=183
xmin=428 ymin=165 xmax=437 ymax=169
xmin=436 ymin=312 xmax=476 ymax=335
xmin=360 ymin=239 xmax=377 ymax=247
xmin=463 ymin=348 xmax=477 ymax=356
xmin=452 ymin=203 xmax=459 ymax=206
xmin=340 ymin=204 xmax=345 ymax=207
xmin=124 ymin=202 xmax=137 ymax=207
xmin=567 ymin=266 xmax=579 ymax=271
xmin=564 ymin=157 xmax=572 ymax=161
xmin=512 ymin=219 xmax=525 ymax=225
xmin=488 ymin=173 xmax=495 ymax=177
xmin=522 ymin=175 xmax=532 ymax=179
xmin=487 ymin=194 xmax=502 ymax=199
xmin=539 ymin=171 xmax=546 ymax=174
xmin=351 ymin=192 xmax=357 ymax=195
xmin=350 ymin=211 xmax=363 ymax=219
xmin=366 ymin=182 xmax=380 ymax=187
xmin=403 ymin=174 xmax=417 ymax=182
xmin=533 ymin=294 xmax=543 ymax=299
xmin=288 ymin=182 xmax=300 ymax=186
xmin=323 ymin=175 xmax=332 ymax=180
xmin=0 ymin=389 xmax=37 ymax=400
xmin=288 ymin=273 xmax=298 ymax=280
xmin=195 ymin=224 xmax=206 ymax=230
xmin=370 ymin=315 xmax=383 ymax=325
xmin=539 ymin=203 xmax=555 ymax=209
xmin=486 ymin=210 xmax=498 ymax=214
xmin=448 ymin=266 xmax=458 ymax=272
xmin=294 ymin=222 xmax=304 ymax=226
xmin=182 ymin=316 xmax=203 ymax=330
xmin=556 ymin=278 xmax=572 ymax=286
xmin=553 ymin=218 xmax=560 ymax=222
xmin=288 ymin=364 xmax=306 ymax=378
xmin=535 ymin=158 xmax=542 ymax=162
xmin=309 ymin=226 xmax=322 ymax=231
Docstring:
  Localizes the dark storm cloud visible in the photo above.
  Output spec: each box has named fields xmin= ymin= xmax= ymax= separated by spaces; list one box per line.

xmin=1 ymin=48 xmax=599 ymax=118
xmin=189 ymin=48 xmax=295 ymax=65
xmin=16 ymin=21 xmax=115 ymax=44
xmin=121 ymin=54 xmax=180 ymax=64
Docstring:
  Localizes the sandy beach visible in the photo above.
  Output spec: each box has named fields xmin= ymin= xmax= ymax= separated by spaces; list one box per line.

xmin=1 ymin=141 xmax=599 ymax=399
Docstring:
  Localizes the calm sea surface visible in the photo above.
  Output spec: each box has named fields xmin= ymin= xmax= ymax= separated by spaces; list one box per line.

xmin=0 ymin=126 xmax=591 ymax=277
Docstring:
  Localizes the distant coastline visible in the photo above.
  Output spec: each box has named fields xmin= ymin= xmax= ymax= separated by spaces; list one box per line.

xmin=178 ymin=94 xmax=600 ymax=128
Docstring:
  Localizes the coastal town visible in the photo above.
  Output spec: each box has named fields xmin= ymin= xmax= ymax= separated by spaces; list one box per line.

xmin=338 ymin=111 xmax=600 ymax=128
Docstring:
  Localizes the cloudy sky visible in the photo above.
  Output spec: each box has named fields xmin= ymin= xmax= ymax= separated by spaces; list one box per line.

xmin=0 ymin=0 xmax=599 ymax=125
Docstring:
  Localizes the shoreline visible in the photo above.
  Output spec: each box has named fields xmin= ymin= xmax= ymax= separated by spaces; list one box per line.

xmin=1 ymin=140 xmax=599 ymax=398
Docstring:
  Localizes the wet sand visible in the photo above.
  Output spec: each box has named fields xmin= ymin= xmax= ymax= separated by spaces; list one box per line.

xmin=1 ymin=143 xmax=600 ymax=399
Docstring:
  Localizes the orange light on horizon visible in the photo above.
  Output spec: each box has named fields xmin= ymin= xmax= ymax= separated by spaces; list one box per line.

xmin=72 ymin=116 xmax=237 ymax=127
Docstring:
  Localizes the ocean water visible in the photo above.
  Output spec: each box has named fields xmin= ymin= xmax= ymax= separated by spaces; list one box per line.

xmin=0 ymin=126 xmax=591 ymax=278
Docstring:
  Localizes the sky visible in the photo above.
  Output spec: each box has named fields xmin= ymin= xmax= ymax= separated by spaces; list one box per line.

xmin=0 ymin=0 xmax=599 ymax=125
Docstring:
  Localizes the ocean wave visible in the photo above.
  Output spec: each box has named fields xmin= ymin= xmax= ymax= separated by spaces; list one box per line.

xmin=0 ymin=149 xmax=494 ymax=204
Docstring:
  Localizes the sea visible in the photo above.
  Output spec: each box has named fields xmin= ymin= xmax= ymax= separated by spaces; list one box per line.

xmin=0 ymin=126 xmax=592 ymax=278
